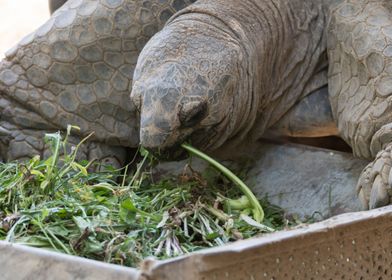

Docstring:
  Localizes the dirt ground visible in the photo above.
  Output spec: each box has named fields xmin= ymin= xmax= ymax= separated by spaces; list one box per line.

xmin=0 ymin=0 xmax=49 ymax=58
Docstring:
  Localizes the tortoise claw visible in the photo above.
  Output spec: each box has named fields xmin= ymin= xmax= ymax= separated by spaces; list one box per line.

xmin=369 ymin=175 xmax=389 ymax=209
xmin=357 ymin=145 xmax=392 ymax=210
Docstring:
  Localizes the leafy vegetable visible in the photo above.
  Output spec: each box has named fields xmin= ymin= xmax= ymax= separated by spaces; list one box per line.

xmin=0 ymin=128 xmax=293 ymax=267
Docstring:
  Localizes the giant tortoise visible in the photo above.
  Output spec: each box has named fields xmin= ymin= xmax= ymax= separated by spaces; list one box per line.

xmin=0 ymin=0 xmax=391 ymax=210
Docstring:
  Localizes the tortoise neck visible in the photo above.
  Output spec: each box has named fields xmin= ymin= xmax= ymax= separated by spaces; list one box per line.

xmin=171 ymin=0 xmax=328 ymax=147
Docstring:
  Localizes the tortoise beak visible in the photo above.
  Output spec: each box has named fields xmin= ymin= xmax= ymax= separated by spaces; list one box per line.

xmin=139 ymin=124 xmax=189 ymax=160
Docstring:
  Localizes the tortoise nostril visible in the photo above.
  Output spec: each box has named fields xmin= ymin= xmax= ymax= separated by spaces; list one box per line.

xmin=179 ymin=100 xmax=208 ymax=127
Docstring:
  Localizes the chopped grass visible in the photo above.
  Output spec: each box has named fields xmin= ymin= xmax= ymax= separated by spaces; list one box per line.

xmin=0 ymin=128 xmax=293 ymax=267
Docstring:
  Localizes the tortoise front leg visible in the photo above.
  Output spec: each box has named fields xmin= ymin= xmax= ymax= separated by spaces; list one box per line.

xmin=328 ymin=0 xmax=392 ymax=209
xmin=357 ymin=142 xmax=392 ymax=209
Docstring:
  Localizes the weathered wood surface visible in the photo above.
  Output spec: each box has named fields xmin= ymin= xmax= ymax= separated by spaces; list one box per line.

xmin=0 ymin=241 xmax=139 ymax=280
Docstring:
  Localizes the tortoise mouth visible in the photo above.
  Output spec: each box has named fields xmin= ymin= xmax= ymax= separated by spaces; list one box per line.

xmin=142 ymin=123 xmax=222 ymax=161
xmin=146 ymin=144 xmax=188 ymax=161
xmin=144 ymin=128 xmax=208 ymax=161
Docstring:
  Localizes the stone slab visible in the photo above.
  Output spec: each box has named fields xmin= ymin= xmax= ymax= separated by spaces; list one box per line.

xmin=247 ymin=142 xmax=368 ymax=219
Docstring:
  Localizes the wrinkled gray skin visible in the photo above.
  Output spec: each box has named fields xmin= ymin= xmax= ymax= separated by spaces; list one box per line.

xmin=132 ymin=0 xmax=329 ymax=158
xmin=0 ymin=0 xmax=391 ymax=210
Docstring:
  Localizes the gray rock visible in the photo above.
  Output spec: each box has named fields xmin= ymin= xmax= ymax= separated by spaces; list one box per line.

xmin=247 ymin=142 xmax=367 ymax=219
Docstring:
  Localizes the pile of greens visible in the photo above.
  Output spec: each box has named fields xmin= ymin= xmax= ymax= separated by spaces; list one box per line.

xmin=0 ymin=127 xmax=291 ymax=267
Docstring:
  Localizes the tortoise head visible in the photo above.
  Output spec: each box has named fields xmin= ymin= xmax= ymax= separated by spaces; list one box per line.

xmin=131 ymin=17 xmax=247 ymax=159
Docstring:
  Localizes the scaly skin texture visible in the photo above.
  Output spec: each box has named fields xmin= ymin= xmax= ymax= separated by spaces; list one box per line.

xmin=0 ymin=0 xmax=196 ymax=164
xmin=132 ymin=0 xmax=328 ymax=157
xmin=328 ymin=0 xmax=392 ymax=209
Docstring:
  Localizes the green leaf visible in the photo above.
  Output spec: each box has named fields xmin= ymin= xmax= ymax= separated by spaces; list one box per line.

xmin=121 ymin=198 xmax=137 ymax=211
xmin=55 ymin=208 xmax=69 ymax=218
xmin=83 ymin=240 xmax=104 ymax=254
xmin=71 ymin=162 xmax=88 ymax=176
xmin=30 ymin=170 xmax=45 ymax=178
xmin=139 ymin=147 xmax=150 ymax=157
xmin=119 ymin=198 xmax=137 ymax=224
xmin=48 ymin=225 xmax=71 ymax=237
xmin=40 ymin=180 xmax=49 ymax=191
xmin=205 ymin=232 xmax=220 ymax=240
xmin=73 ymin=216 xmax=92 ymax=232
xmin=226 ymin=196 xmax=251 ymax=210
xmin=40 ymin=208 xmax=50 ymax=221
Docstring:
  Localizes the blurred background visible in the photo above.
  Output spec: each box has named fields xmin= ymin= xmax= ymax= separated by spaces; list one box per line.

xmin=0 ymin=0 xmax=49 ymax=58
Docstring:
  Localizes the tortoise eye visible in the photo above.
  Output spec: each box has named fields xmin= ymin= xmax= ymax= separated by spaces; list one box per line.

xmin=179 ymin=100 xmax=208 ymax=127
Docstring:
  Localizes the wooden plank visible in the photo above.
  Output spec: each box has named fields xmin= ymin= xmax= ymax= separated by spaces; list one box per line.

xmin=0 ymin=241 xmax=139 ymax=280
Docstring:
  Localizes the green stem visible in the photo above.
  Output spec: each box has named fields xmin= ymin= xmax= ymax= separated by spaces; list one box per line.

xmin=128 ymin=152 xmax=148 ymax=188
xmin=226 ymin=195 xmax=251 ymax=210
xmin=47 ymin=132 xmax=61 ymax=180
xmin=204 ymin=205 xmax=230 ymax=222
xmin=181 ymin=143 xmax=264 ymax=222
xmin=136 ymin=208 xmax=161 ymax=221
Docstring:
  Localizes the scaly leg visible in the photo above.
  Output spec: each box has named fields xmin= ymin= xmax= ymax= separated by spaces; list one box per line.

xmin=328 ymin=0 xmax=392 ymax=208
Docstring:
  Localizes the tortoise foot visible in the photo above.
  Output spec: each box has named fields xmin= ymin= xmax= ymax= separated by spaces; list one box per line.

xmin=357 ymin=144 xmax=392 ymax=210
